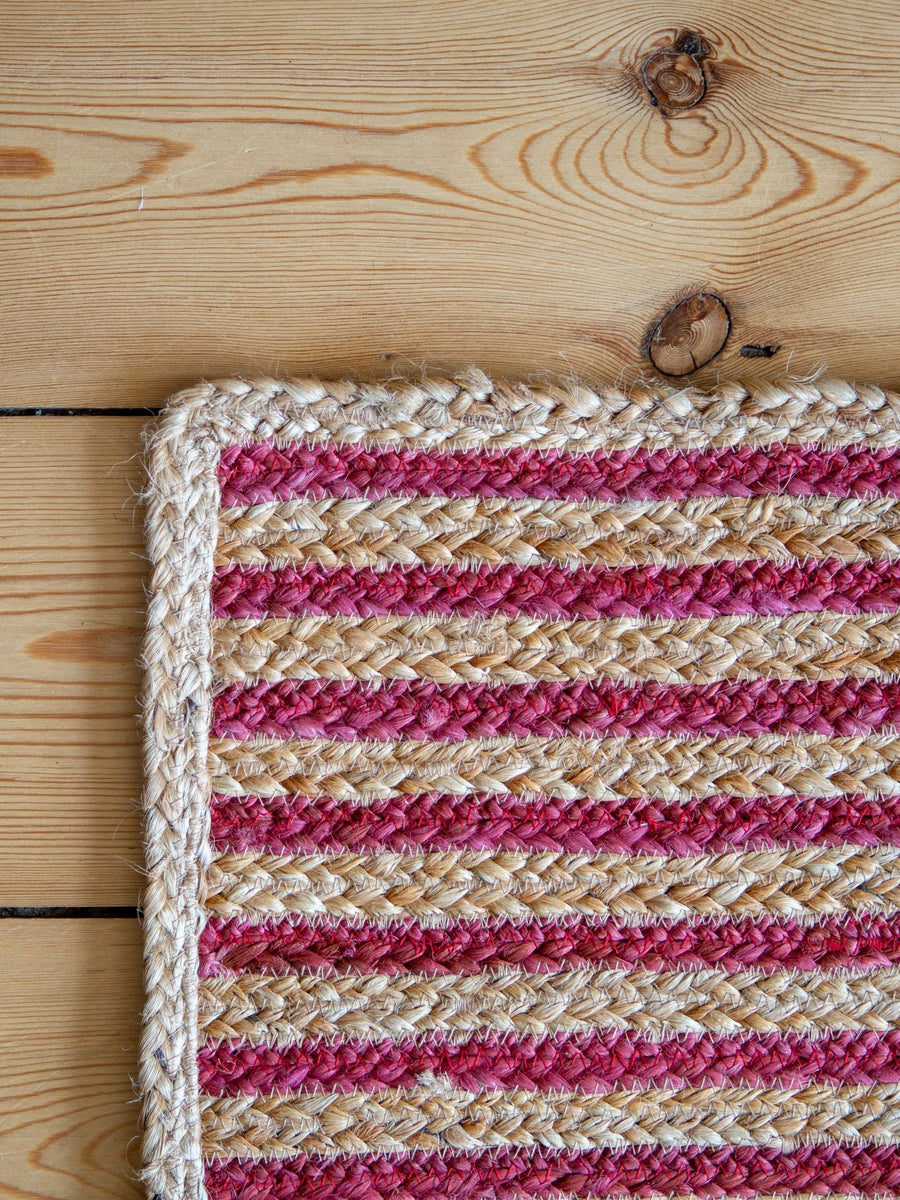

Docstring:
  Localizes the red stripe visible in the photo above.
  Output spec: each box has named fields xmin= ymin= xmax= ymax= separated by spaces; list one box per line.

xmin=199 ymin=1029 xmax=900 ymax=1097
xmin=204 ymin=1143 xmax=900 ymax=1200
xmin=212 ymin=558 xmax=900 ymax=620
xmin=212 ymin=677 xmax=900 ymax=741
xmin=198 ymin=912 xmax=900 ymax=978
xmin=209 ymin=790 xmax=900 ymax=857
xmin=218 ymin=440 xmax=900 ymax=505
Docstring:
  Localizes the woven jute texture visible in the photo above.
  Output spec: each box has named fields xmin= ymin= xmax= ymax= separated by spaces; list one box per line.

xmin=141 ymin=373 xmax=900 ymax=1200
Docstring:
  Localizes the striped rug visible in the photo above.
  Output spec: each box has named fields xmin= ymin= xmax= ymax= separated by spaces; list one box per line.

xmin=141 ymin=374 xmax=900 ymax=1200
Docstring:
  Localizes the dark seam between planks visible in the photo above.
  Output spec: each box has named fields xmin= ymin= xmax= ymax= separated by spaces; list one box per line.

xmin=0 ymin=906 xmax=142 ymax=918
xmin=0 ymin=407 xmax=162 ymax=416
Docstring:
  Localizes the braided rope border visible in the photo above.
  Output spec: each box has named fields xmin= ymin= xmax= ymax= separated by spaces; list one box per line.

xmin=139 ymin=372 xmax=900 ymax=1200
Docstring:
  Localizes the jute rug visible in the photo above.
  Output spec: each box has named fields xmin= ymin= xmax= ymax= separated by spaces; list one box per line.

xmin=141 ymin=373 xmax=900 ymax=1200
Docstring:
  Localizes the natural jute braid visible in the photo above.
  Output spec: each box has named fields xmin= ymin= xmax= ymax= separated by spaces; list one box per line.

xmin=212 ymin=610 xmax=900 ymax=688
xmin=201 ymin=1082 xmax=900 ymax=1158
xmin=204 ymin=844 xmax=900 ymax=923
xmin=217 ymin=493 xmax=900 ymax=569
xmin=197 ymin=966 xmax=900 ymax=1044
xmin=208 ymin=731 xmax=900 ymax=801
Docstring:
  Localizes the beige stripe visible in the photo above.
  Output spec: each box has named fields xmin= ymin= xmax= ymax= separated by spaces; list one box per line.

xmin=198 ymin=966 xmax=900 ymax=1046
xmin=208 ymin=732 xmax=900 ymax=802
xmin=201 ymin=1082 xmax=900 ymax=1159
xmin=210 ymin=376 xmax=900 ymax=451
xmin=205 ymin=844 xmax=900 ymax=924
xmin=213 ymin=609 xmax=900 ymax=688
xmin=218 ymin=493 xmax=900 ymax=570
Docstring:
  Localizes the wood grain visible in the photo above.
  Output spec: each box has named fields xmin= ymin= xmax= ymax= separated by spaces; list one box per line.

xmin=0 ymin=420 xmax=145 ymax=905
xmin=0 ymin=920 xmax=143 ymax=1200
xmin=0 ymin=0 xmax=898 ymax=408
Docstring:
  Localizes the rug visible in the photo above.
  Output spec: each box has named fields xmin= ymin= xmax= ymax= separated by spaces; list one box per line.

xmin=140 ymin=372 xmax=900 ymax=1200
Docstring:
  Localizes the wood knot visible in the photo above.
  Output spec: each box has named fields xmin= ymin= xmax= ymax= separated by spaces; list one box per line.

xmin=642 ymin=33 xmax=709 ymax=110
xmin=647 ymin=292 xmax=730 ymax=376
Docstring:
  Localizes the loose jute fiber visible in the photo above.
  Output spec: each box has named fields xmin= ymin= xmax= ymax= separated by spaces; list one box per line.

xmin=141 ymin=373 xmax=900 ymax=1200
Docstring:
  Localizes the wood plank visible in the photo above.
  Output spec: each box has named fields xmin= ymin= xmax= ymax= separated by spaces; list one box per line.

xmin=0 ymin=419 xmax=145 ymax=905
xmin=0 ymin=0 xmax=898 ymax=408
xmin=0 ymin=919 xmax=143 ymax=1200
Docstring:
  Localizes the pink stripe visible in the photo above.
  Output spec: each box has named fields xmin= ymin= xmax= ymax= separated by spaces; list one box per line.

xmin=209 ymin=790 xmax=900 ymax=857
xmin=212 ymin=677 xmax=900 ymax=741
xmin=199 ymin=912 xmax=900 ymax=978
xmin=199 ymin=1029 xmax=900 ymax=1097
xmin=204 ymin=1143 xmax=900 ymax=1200
xmin=218 ymin=440 xmax=900 ymax=505
xmin=212 ymin=558 xmax=900 ymax=620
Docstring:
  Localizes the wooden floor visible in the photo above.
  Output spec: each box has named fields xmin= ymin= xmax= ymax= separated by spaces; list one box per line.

xmin=2 ymin=2 xmax=899 ymax=1195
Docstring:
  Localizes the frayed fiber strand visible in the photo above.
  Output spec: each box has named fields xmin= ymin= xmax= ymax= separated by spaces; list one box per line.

xmin=141 ymin=373 xmax=900 ymax=1200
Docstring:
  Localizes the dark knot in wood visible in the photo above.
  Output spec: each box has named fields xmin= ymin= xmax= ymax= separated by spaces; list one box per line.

xmin=642 ymin=33 xmax=709 ymax=110
xmin=647 ymin=292 xmax=731 ymax=376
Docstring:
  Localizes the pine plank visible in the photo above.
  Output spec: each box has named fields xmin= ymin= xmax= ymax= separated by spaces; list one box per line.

xmin=0 ymin=419 xmax=146 ymax=905
xmin=0 ymin=0 xmax=898 ymax=408
xmin=0 ymin=920 xmax=143 ymax=1200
